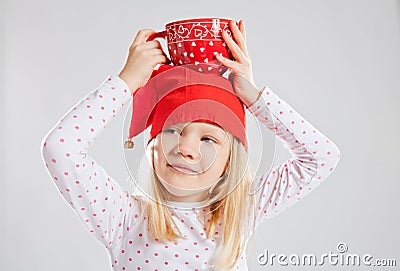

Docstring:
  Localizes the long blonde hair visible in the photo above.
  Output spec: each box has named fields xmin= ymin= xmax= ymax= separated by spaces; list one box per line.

xmin=141 ymin=132 xmax=257 ymax=270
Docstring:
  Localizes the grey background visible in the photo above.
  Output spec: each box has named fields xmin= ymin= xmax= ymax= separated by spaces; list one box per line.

xmin=2 ymin=0 xmax=399 ymax=270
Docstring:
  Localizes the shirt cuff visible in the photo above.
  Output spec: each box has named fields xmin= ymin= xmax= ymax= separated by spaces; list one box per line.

xmin=105 ymin=75 xmax=132 ymax=95
xmin=246 ymin=85 xmax=269 ymax=113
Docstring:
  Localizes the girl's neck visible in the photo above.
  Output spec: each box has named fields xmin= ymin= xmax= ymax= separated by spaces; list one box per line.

xmin=168 ymin=190 xmax=209 ymax=203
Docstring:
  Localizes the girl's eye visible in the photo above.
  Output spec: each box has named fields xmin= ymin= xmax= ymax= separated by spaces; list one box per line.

xmin=164 ymin=128 xmax=180 ymax=135
xmin=202 ymin=137 xmax=217 ymax=144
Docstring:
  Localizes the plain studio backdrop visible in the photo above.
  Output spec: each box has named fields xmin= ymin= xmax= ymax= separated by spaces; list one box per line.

xmin=1 ymin=0 xmax=399 ymax=270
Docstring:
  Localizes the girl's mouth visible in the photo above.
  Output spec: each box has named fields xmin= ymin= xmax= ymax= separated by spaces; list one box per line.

xmin=168 ymin=163 xmax=198 ymax=174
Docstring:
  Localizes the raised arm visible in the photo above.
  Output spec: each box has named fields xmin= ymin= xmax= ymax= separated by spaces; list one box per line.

xmin=40 ymin=29 xmax=169 ymax=249
xmin=247 ymin=85 xmax=341 ymax=227
xmin=40 ymin=76 xmax=138 ymax=249
xmin=215 ymin=19 xmax=340 ymax=228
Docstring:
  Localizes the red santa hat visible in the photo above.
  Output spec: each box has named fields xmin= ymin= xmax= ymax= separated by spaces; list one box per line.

xmin=124 ymin=64 xmax=248 ymax=151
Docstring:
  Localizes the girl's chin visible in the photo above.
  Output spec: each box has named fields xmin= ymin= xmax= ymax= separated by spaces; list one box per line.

xmin=157 ymin=173 xmax=213 ymax=197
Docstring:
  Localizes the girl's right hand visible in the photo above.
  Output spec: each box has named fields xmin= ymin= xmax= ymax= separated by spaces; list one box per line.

xmin=118 ymin=29 xmax=169 ymax=95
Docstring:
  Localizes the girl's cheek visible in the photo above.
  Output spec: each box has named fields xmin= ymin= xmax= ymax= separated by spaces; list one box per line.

xmin=159 ymin=136 xmax=178 ymax=153
xmin=199 ymin=143 xmax=218 ymax=170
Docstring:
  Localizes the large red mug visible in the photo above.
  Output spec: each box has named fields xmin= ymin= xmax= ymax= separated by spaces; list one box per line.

xmin=147 ymin=17 xmax=239 ymax=75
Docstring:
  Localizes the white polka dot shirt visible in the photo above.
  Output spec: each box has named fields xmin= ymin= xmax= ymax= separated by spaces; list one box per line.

xmin=40 ymin=75 xmax=341 ymax=270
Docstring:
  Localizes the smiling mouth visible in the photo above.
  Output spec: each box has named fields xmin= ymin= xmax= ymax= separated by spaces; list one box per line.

xmin=168 ymin=164 xmax=198 ymax=175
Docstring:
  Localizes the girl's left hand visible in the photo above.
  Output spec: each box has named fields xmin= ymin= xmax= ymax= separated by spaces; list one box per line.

xmin=215 ymin=20 xmax=261 ymax=108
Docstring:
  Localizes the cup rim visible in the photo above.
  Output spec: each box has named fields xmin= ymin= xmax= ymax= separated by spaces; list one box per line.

xmin=165 ymin=17 xmax=235 ymax=27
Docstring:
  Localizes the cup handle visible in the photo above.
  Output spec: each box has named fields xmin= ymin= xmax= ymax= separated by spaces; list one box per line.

xmin=147 ymin=30 xmax=167 ymax=41
xmin=146 ymin=30 xmax=172 ymax=65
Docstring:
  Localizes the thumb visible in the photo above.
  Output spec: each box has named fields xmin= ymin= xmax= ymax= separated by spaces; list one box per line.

xmin=132 ymin=29 xmax=157 ymax=46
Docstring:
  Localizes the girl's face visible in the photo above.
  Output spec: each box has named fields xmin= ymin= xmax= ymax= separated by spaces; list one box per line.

xmin=152 ymin=121 xmax=231 ymax=202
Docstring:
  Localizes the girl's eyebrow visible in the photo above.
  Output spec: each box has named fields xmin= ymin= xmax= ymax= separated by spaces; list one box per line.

xmin=172 ymin=123 xmax=227 ymax=138
xmin=202 ymin=128 xmax=226 ymax=138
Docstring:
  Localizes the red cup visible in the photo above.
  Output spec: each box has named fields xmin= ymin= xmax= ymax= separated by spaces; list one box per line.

xmin=147 ymin=18 xmax=239 ymax=75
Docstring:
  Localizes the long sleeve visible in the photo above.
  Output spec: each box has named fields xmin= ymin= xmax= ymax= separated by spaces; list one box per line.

xmin=40 ymin=76 xmax=140 ymax=249
xmin=247 ymin=85 xmax=341 ymax=228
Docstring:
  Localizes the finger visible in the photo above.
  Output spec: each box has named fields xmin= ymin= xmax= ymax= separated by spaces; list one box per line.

xmin=132 ymin=29 xmax=157 ymax=47
xmin=229 ymin=21 xmax=248 ymax=55
xmin=222 ymin=30 xmax=247 ymax=62
xmin=215 ymin=54 xmax=240 ymax=72
xmin=148 ymin=48 xmax=166 ymax=56
xmin=239 ymin=19 xmax=246 ymax=41
xmin=154 ymin=54 xmax=169 ymax=64
xmin=143 ymin=40 xmax=163 ymax=49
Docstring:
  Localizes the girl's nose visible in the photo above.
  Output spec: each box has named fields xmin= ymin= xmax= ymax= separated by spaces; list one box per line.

xmin=176 ymin=135 xmax=201 ymax=160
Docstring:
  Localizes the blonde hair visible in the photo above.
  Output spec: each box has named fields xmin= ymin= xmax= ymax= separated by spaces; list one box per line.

xmin=141 ymin=132 xmax=257 ymax=270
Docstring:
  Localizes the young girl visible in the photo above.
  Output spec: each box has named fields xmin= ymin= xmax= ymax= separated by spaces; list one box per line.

xmin=41 ymin=20 xmax=341 ymax=271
